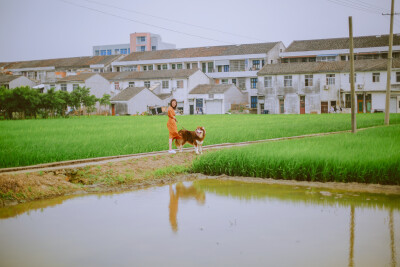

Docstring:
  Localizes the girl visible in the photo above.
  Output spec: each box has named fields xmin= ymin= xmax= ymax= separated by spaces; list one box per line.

xmin=167 ymin=99 xmax=181 ymax=153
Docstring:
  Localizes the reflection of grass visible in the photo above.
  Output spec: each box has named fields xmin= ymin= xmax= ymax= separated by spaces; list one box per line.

xmin=193 ymin=179 xmax=400 ymax=210
xmin=2 ymin=114 xmax=400 ymax=168
xmin=192 ymin=125 xmax=400 ymax=185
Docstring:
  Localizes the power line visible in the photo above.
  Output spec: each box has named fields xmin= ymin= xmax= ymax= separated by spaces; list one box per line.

xmin=326 ymin=0 xmax=384 ymax=14
xmin=58 ymin=0 xmax=237 ymax=45
xmin=82 ymin=0 xmax=265 ymax=42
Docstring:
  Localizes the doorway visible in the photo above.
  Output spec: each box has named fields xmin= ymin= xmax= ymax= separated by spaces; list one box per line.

xmin=300 ymin=96 xmax=305 ymax=114
xmin=357 ymin=95 xmax=363 ymax=113
xmin=321 ymin=101 xmax=328 ymax=113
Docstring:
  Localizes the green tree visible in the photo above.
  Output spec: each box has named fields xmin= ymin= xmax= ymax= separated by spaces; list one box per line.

xmin=99 ymin=94 xmax=111 ymax=115
xmin=0 ymin=86 xmax=13 ymax=119
xmin=83 ymin=94 xmax=98 ymax=115
xmin=70 ymin=86 xmax=91 ymax=115
xmin=55 ymin=90 xmax=70 ymax=117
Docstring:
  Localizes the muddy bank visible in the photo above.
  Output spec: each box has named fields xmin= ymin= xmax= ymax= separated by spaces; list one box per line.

xmin=1 ymin=152 xmax=400 ymax=207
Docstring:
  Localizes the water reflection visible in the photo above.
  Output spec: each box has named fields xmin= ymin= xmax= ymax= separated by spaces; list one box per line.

xmin=349 ymin=205 xmax=355 ymax=267
xmin=169 ymin=182 xmax=205 ymax=232
xmin=390 ymin=209 xmax=397 ymax=267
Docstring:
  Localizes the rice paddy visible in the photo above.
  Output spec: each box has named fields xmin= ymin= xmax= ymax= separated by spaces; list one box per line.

xmin=1 ymin=113 xmax=400 ymax=168
xmin=191 ymin=125 xmax=400 ymax=185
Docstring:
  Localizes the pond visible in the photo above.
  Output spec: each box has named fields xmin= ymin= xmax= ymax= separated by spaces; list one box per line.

xmin=0 ymin=179 xmax=399 ymax=267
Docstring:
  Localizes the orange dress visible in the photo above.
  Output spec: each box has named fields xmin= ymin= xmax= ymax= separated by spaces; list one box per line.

xmin=167 ymin=106 xmax=181 ymax=140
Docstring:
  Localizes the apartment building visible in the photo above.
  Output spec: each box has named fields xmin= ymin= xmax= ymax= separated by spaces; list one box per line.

xmin=280 ymin=34 xmax=400 ymax=63
xmin=130 ymin=32 xmax=176 ymax=52
xmin=3 ymin=55 xmax=123 ymax=85
xmin=112 ymin=42 xmax=285 ymax=109
xmin=93 ymin=44 xmax=131 ymax=56
xmin=257 ymin=59 xmax=400 ymax=114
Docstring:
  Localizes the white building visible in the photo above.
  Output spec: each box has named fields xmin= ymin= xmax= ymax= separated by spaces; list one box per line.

xmin=257 ymin=59 xmax=400 ymax=114
xmin=0 ymin=74 xmax=36 ymax=89
xmin=111 ymin=42 xmax=285 ymax=110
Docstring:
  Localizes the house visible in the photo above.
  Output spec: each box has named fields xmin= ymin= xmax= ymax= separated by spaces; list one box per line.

xmin=110 ymin=86 xmax=164 ymax=115
xmin=189 ymin=84 xmax=247 ymax=114
xmin=280 ymin=34 xmax=400 ymax=63
xmin=111 ymin=42 xmax=286 ymax=109
xmin=55 ymin=73 xmax=111 ymax=99
xmin=257 ymin=59 xmax=400 ymax=114
xmin=3 ymin=55 xmax=123 ymax=84
xmin=101 ymin=69 xmax=213 ymax=114
xmin=0 ymin=74 xmax=36 ymax=89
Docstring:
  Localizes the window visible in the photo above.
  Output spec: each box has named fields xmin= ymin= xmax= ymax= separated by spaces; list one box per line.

xmin=114 ymin=82 xmax=120 ymax=90
xmin=143 ymin=66 xmax=147 ymax=71
xmin=136 ymin=46 xmax=145 ymax=52
xmin=238 ymin=78 xmax=246 ymax=90
xmin=251 ymin=96 xmax=258 ymax=108
xmin=95 ymin=50 xmax=99 ymax=56
xmin=177 ymin=64 xmax=182 ymax=69
xmin=162 ymin=64 xmax=168 ymax=70
xmin=107 ymin=49 xmax=111 ymax=55
xmin=115 ymin=49 xmax=120 ymax=54
xmin=207 ymin=62 xmax=214 ymax=73
xmin=137 ymin=36 xmax=146 ymax=43
xmin=345 ymin=94 xmax=351 ymax=108
xmin=61 ymin=84 xmax=67 ymax=91
xmin=264 ymin=76 xmax=272 ymax=88
xmin=284 ymin=75 xmax=292 ymax=87
xmin=73 ymin=84 xmax=79 ymax=91
xmin=317 ymin=56 xmax=336 ymax=62
xmin=172 ymin=64 xmax=176 ymax=70
xmin=232 ymin=79 xmax=237 ymax=85
xmin=251 ymin=78 xmax=258 ymax=89
xmin=100 ymin=50 xmax=106 ymax=56
xmin=187 ymin=63 xmax=191 ymax=69
xmin=373 ymin=73 xmax=380 ymax=83
xmin=162 ymin=81 xmax=169 ymax=89
xmin=326 ymin=74 xmax=335 ymax=85
xmin=218 ymin=66 xmax=223 ymax=72
xmin=202 ymin=63 xmax=206 ymax=72
xmin=192 ymin=63 xmax=198 ymax=69
xmin=397 ymin=72 xmax=400 ymax=82
xmin=120 ymin=48 xmax=127 ymax=54
xmin=305 ymin=74 xmax=313 ymax=86
xmin=252 ymin=60 xmax=260 ymax=70
xmin=221 ymin=79 xmax=228 ymax=84
xmin=349 ymin=73 xmax=357 ymax=83
xmin=129 ymin=82 xmax=135 ymax=87
xmin=341 ymin=55 xmax=347 ymax=61
xmin=224 ymin=65 xmax=229 ymax=72
xmin=144 ymin=81 xmax=150 ymax=88
xmin=230 ymin=60 xmax=245 ymax=71
xmin=148 ymin=65 xmax=153 ymax=71
xmin=177 ymin=80 xmax=184 ymax=88
xmin=152 ymin=46 xmax=156 ymax=51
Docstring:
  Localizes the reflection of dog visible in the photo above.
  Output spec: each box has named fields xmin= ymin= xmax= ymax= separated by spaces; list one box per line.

xmin=175 ymin=126 xmax=206 ymax=154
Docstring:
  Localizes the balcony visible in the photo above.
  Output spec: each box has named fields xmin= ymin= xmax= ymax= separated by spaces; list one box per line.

xmin=257 ymin=80 xmax=321 ymax=96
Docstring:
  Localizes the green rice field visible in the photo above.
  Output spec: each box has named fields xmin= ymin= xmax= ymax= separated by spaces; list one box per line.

xmin=1 ymin=113 xmax=400 ymax=168
xmin=191 ymin=125 xmax=400 ymax=185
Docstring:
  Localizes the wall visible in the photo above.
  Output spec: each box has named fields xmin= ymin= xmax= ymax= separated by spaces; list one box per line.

xmin=9 ymin=76 xmax=36 ymax=89
xmin=127 ymin=89 xmax=163 ymax=115
xmin=85 ymin=74 xmax=113 ymax=98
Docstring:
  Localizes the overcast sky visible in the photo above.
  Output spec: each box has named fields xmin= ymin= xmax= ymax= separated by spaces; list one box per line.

xmin=0 ymin=0 xmax=398 ymax=62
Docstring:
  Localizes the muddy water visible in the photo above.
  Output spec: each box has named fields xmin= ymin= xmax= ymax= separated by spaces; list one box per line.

xmin=0 ymin=179 xmax=399 ymax=267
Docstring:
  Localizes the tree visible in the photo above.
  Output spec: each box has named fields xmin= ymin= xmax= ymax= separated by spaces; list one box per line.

xmin=55 ymin=90 xmax=70 ymax=117
xmin=83 ymin=94 xmax=98 ymax=115
xmin=0 ymin=86 xmax=13 ymax=119
xmin=70 ymin=86 xmax=91 ymax=115
xmin=99 ymin=94 xmax=111 ymax=115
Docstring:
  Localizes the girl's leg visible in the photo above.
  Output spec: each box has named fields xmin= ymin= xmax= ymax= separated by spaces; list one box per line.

xmin=169 ymin=138 xmax=173 ymax=150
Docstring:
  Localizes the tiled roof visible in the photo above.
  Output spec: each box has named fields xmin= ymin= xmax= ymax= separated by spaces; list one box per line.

xmin=0 ymin=74 xmax=20 ymax=83
xmin=118 ymin=42 xmax=279 ymax=62
xmin=189 ymin=84 xmax=234 ymax=94
xmin=257 ymin=59 xmax=400 ymax=75
xmin=101 ymin=69 xmax=199 ymax=81
xmin=4 ymin=55 xmax=121 ymax=70
xmin=285 ymin=34 xmax=400 ymax=52
xmin=111 ymin=86 xmax=147 ymax=101
xmin=56 ymin=73 xmax=97 ymax=82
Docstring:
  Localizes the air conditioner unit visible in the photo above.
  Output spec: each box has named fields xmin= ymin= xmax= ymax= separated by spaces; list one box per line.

xmin=324 ymin=85 xmax=330 ymax=90
xmin=357 ymin=84 xmax=364 ymax=90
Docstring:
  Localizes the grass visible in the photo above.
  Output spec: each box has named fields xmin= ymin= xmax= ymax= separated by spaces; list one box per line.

xmin=191 ymin=125 xmax=400 ymax=185
xmin=1 ymin=113 xmax=400 ymax=168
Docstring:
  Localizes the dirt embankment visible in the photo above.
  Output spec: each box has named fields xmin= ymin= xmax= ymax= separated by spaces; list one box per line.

xmin=0 ymin=153 xmax=196 ymax=207
xmin=1 ymin=151 xmax=400 ymax=207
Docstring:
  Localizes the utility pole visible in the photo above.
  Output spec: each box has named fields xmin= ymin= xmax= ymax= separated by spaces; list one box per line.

xmin=384 ymin=0 xmax=395 ymax=125
xmin=349 ymin=16 xmax=356 ymax=133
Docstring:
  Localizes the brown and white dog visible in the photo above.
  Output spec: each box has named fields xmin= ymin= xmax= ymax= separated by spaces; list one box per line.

xmin=175 ymin=126 xmax=206 ymax=154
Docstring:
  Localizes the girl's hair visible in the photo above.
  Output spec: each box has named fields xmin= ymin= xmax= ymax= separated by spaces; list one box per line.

xmin=169 ymin=99 xmax=177 ymax=110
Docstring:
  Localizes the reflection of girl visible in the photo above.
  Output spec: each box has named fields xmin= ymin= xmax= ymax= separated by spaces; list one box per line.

xmin=167 ymin=99 xmax=181 ymax=154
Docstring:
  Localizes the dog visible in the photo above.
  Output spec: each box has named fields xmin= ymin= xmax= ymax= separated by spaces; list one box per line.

xmin=175 ymin=126 xmax=206 ymax=154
